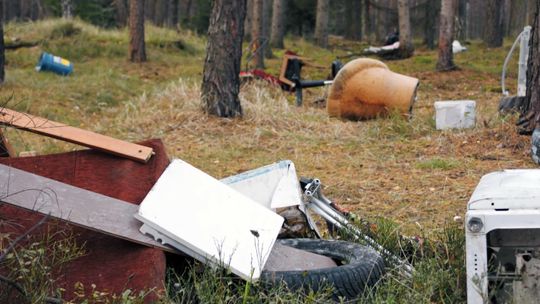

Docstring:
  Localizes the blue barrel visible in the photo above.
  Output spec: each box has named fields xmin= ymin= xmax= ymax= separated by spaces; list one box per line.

xmin=35 ymin=52 xmax=73 ymax=76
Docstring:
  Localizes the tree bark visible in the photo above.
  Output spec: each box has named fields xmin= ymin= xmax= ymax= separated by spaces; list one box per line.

xmin=424 ymin=0 xmax=439 ymax=49
xmin=436 ymin=0 xmax=457 ymax=71
xmin=0 ymin=0 xmax=5 ymax=84
xmin=244 ymin=0 xmax=253 ymax=41
xmin=270 ymin=0 xmax=286 ymax=48
xmin=397 ymin=0 xmax=414 ymax=58
xmin=251 ymin=0 xmax=264 ymax=68
xmin=345 ymin=0 xmax=362 ymax=40
xmin=201 ymin=0 xmax=247 ymax=118
xmin=167 ymin=0 xmax=178 ymax=27
xmin=314 ymin=0 xmax=329 ymax=48
xmin=61 ymin=0 xmax=73 ymax=19
xmin=525 ymin=1 xmax=540 ymax=127
xmin=484 ymin=0 xmax=504 ymax=47
xmin=262 ymin=0 xmax=273 ymax=58
xmin=129 ymin=0 xmax=147 ymax=62
xmin=114 ymin=0 xmax=128 ymax=27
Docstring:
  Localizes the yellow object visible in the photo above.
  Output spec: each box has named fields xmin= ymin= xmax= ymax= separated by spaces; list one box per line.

xmin=60 ymin=58 xmax=70 ymax=66
xmin=327 ymin=58 xmax=419 ymax=120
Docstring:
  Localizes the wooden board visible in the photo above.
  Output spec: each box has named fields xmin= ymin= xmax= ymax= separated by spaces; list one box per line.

xmin=136 ymin=159 xmax=284 ymax=281
xmin=0 ymin=163 xmax=176 ymax=253
xmin=0 ymin=108 xmax=153 ymax=163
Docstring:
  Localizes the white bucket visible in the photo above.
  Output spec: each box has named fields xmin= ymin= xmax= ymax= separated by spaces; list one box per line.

xmin=434 ymin=100 xmax=476 ymax=130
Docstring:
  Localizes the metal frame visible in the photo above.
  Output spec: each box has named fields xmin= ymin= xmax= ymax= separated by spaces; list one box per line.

xmin=301 ymin=178 xmax=414 ymax=277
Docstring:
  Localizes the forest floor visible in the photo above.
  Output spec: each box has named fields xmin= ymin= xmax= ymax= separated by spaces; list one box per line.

xmin=2 ymin=19 xmax=531 ymax=234
xmin=2 ymin=17 xmax=535 ymax=303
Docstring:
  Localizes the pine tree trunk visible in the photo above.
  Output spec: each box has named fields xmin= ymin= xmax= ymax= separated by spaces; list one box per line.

xmin=314 ymin=0 xmax=329 ymax=48
xmin=167 ymin=0 xmax=178 ymax=27
xmin=424 ymin=0 xmax=439 ymax=49
xmin=262 ymin=0 xmax=273 ymax=58
xmin=154 ymin=0 xmax=167 ymax=26
xmin=145 ymin=0 xmax=155 ymax=22
xmin=436 ymin=0 xmax=457 ymax=71
xmin=61 ymin=0 xmax=73 ymax=19
xmin=397 ymin=0 xmax=414 ymax=58
xmin=251 ymin=0 xmax=264 ymax=68
xmin=114 ymin=0 xmax=128 ymax=27
xmin=244 ymin=0 xmax=253 ymax=41
xmin=0 ymin=0 xmax=4 ymax=84
xmin=270 ymin=0 xmax=286 ymax=48
xmin=201 ymin=0 xmax=247 ymax=118
xmin=526 ymin=1 xmax=540 ymax=126
xmin=345 ymin=0 xmax=362 ymax=40
xmin=484 ymin=0 xmax=504 ymax=47
xmin=129 ymin=0 xmax=147 ymax=62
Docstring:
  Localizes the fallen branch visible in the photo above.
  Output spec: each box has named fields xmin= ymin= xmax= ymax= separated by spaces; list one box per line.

xmin=5 ymin=41 xmax=39 ymax=50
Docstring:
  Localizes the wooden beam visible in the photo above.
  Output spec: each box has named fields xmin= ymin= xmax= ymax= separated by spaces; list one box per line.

xmin=0 ymin=164 xmax=177 ymax=253
xmin=0 ymin=108 xmax=153 ymax=163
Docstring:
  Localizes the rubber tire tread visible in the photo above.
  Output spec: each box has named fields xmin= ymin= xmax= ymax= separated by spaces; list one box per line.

xmin=260 ymin=238 xmax=385 ymax=300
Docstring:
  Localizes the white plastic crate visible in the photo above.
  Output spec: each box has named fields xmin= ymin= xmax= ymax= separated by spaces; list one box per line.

xmin=434 ymin=100 xmax=476 ymax=130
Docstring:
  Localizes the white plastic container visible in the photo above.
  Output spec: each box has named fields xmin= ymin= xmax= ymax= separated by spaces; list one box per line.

xmin=434 ymin=100 xmax=476 ymax=130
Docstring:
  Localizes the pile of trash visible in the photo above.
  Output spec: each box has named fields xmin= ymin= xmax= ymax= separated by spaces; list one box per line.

xmin=0 ymin=107 xmax=412 ymax=302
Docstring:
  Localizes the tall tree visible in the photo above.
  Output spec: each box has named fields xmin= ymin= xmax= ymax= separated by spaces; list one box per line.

xmin=314 ymin=0 xmax=329 ymax=48
xmin=201 ymin=0 xmax=247 ymax=117
xmin=244 ymin=0 xmax=253 ymax=40
xmin=61 ymin=0 xmax=73 ymax=19
xmin=114 ymin=0 xmax=128 ymax=26
xmin=270 ymin=0 xmax=286 ymax=48
xmin=484 ymin=0 xmax=504 ymax=47
xmin=129 ymin=0 xmax=147 ymax=62
xmin=251 ymin=0 xmax=264 ymax=68
xmin=0 ymin=0 xmax=4 ymax=84
xmin=519 ymin=0 xmax=540 ymax=135
xmin=345 ymin=0 xmax=362 ymax=40
xmin=397 ymin=0 xmax=414 ymax=58
xmin=262 ymin=0 xmax=273 ymax=58
xmin=436 ymin=0 xmax=457 ymax=71
xmin=424 ymin=0 xmax=439 ymax=49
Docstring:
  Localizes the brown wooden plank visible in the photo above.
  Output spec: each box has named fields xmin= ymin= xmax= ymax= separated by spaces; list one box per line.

xmin=0 ymin=163 xmax=178 ymax=253
xmin=0 ymin=108 xmax=153 ymax=163
xmin=0 ymin=128 xmax=15 ymax=157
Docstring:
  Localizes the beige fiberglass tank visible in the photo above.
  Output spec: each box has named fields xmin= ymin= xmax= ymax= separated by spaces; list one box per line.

xmin=327 ymin=58 xmax=419 ymax=120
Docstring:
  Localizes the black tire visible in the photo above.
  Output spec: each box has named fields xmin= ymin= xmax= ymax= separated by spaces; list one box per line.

xmin=260 ymin=238 xmax=385 ymax=300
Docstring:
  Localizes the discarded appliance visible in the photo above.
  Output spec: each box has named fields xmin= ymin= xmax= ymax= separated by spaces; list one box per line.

xmin=452 ymin=40 xmax=467 ymax=53
xmin=466 ymin=169 xmax=540 ymax=303
xmin=327 ymin=58 xmax=419 ymax=121
xmin=499 ymin=26 xmax=531 ymax=113
xmin=363 ymin=41 xmax=400 ymax=57
xmin=434 ymin=100 xmax=476 ymax=130
xmin=135 ymin=159 xmax=284 ymax=281
xmin=35 ymin=52 xmax=73 ymax=76
xmin=0 ymin=107 xmax=153 ymax=162
xmin=240 ymin=53 xmax=337 ymax=107
xmin=221 ymin=160 xmax=303 ymax=210
xmin=278 ymin=54 xmax=336 ymax=106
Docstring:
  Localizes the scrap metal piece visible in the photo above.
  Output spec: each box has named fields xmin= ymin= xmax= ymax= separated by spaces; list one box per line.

xmin=136 ymin=159 xmax=284 ymax=281
xmin=301 ymin=178 xmax=414 ymax=277
xmin=0 ymin=163 xmax=173 ymax=252
xmin=0 ymin=107 xmax=153 ymax=163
